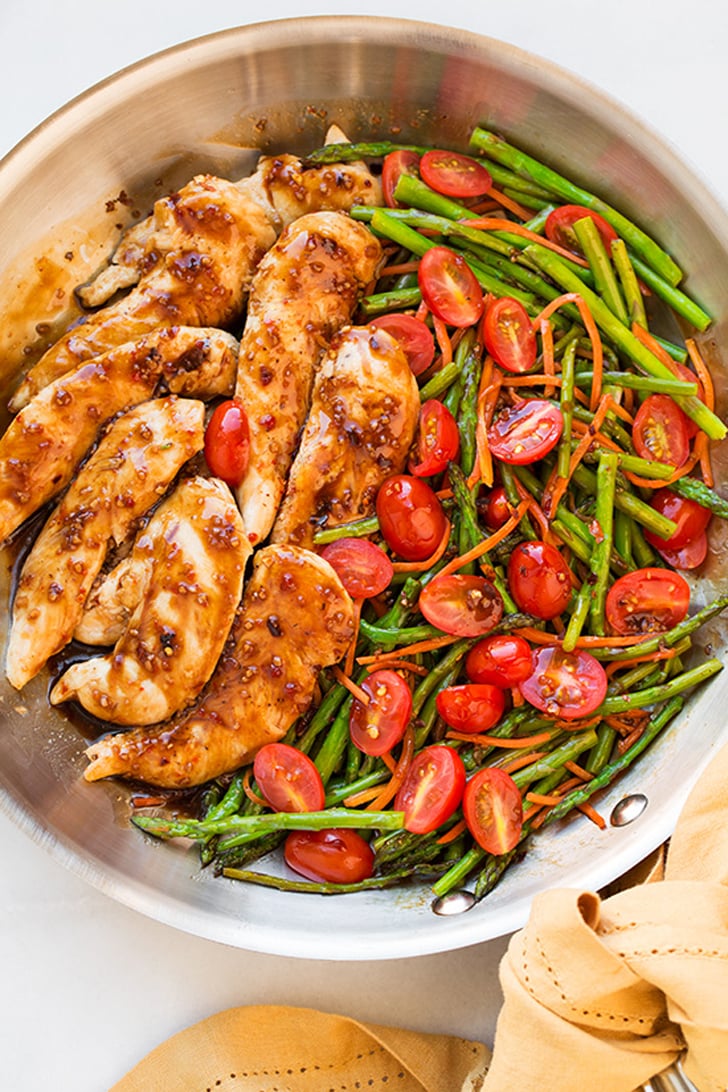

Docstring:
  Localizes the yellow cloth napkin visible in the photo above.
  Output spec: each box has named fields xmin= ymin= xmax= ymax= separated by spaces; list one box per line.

xmin=112 ymin=741 xmax=728 ymax=1092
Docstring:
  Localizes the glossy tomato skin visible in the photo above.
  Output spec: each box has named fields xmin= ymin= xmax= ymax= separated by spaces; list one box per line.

xmin=369 ymin=313 xmax=435 ymax=376
xmin=643 ymin=489 xmax=711 ymax=550
xmin=483 ymin=297 xmax=537 ymax=374
xmin=382 ymin=149 xmax=420 ymax=208
xmin=463 ymin=768 xmax=523 ymax=855
xmin=253 ymin=743 xmax=325 ymax=813
xmin=376 ymin=475 xmax=447 ymax=561
xmin=419 ymin=574 xmax=504 ymax=637
xmin=545 ymin=205 xmax=618 ymax=256
xmin=394 ymin=745 xmax=466 ymax=834
xmin=465 ymin=634 xmax=534 ymax=688
xmin=435 ymin=683 xmax=505 ymax=734
xmin=204 ymin=399 xmax=250 ymax=486
xmin=632 ymin=394 xmax=690 ymax=467
xmin=419 ymin=150 xmax=492 ymax=198
xmin=284 ymin=829 xmax=375 ymax=884
xmin=508 ymin=541 xmax=573 ymax=620
xmin=349 ymin=670 xmax=413 ymax=756
xmin=319 ymin=537 xmax=393 ymax=599
xmin=488 ymin=400 xmax=563 ymax=465
xmin=418 ymin=246 xmax=484 ymax=328
xmin=409 ymin=399 xmax=460 ymax=477
xmin=520 ymin=646 xmax=608 ymax=720
xmin=656 ymin=531 xmax=708 ymax=571
xmin=605 ymin=567 xmax=691 ymax=634
xmin=478 ymin=485 xmax=511 ymax=530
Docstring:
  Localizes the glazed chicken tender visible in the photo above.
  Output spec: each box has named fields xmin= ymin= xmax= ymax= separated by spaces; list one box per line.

xmin=5 ymin=397 xmax=205 ymax=690
xmin=50 ymin=477 xmax=249 ymax=725
xmin=234 ymin=212 xmax=383 ymax=544
xmin=0 ymin=326 xmax=237 ymax=543
xmin=271 ymin=325 xmax=420 ymax=547
xmin=83 ymin=544 xmax=355 ymax=788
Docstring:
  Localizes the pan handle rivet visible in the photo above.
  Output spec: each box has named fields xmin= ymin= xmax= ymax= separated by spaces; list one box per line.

xmin=610 ymin=793 xmax=648 ymax=827
xmin=431 ymin=890 xmax=476 ymax=916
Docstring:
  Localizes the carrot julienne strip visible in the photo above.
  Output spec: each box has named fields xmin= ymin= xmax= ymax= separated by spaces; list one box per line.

xmin=604 ymin=647 xmax=678 ymax=674
xmin=502 ymin=751 xmax=548 ymax=774
xmin=564 ymin=761 xmax=594 ymax=781
xmin=380 ymin=260 xmax=420 ymax=277
xmin=243 ymin=769 xmax=268 ymax=809
xmin=364 ymin=658 xmax=429 ymax=676
xmin=513 ymin=626 xmax=652 ymax=648
xmin=390 ymin=518 xmax=452 ymax=573
xmin=435 ymin=498 xmax=530 ymax=580
xmin=525 ymin=791 xmax=564 ymax=807
xmin=356 ymin=634 xmax=460 ymax=664
xmin=366 ymin=725 xmax=416 ymax=811
xmin=332 ymin=665 xmax=370 ymax=705
xmin=344 ymin=597 xmax=363 ymax=677
xmin=577 ymin=802 xmax=607 ymax=829
xmin=436 ymin=818 xmax=469 ymax=845
xmin=432 ymin=315 xmax=453 ymax=367
xmin=533 ymin=293 xmax=603 ymax=410
xmin=540 ymin=318 xmax=556 ymax=400
xmin=486 ymin=187 xmax=534 ymax=221
xmin=543 ymin=392 xmax=613 ymax=516
xmin=343 ymin=785 xmax=385 ymax=807
xmin=685 ymin=337 xmax=715 ymax=410
xmin=445 ymin=729 xmax=554 ymax=749
xmin=460 ymin=217 xmax=590 ymax=267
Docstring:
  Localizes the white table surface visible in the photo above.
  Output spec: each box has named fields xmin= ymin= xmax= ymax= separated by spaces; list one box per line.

xmin=1 ymin=3 xmax=726 ymax=1089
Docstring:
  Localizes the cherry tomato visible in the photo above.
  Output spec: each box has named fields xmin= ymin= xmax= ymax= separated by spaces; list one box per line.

xmin=520 ymin=646 xmax=608 ymax=719
xmin=463 ymin=768 xmax=523 ymax=855
xmin=478 ymin=485 xmax=511 ymax=530
xmin=418 ymin=246 xmax=484 ymax=328
xmin=508 ymin=541 xmax=573 ymax=620
xmin=382 ymin=149 xmax=420 ymax=208
xmin=349 ymin=669 xmax=413 ymax=756
xmin=487 ymin=400 xmax=563 ymax=465
xmin=665 ymin=359 xmax=704 ymax=439
xmin=253 ymin=742 xmax=325 ymax=813
xmin=319 ymin=537 xmax=393 ymax=599
xmin=369 ymin=313 xmax=435 ymax=376
xmin=605 ymin=567 xmax=691 ymax=634
xmin=203 ymin=399 xmax=250 ymax=486
xmin=284 ymin=829 xmax=374 ymax=884
xmin=409 ymin=399 xmax=460 ymax=477
xmin=632 ymin=394 xmax=690 ymax=467
xmin=656 ymin=530 xmax=708 ymax=571
xmin=435 ymin=683 xmax=505 ymax=733
xmin=465 ymin=634 xmax=534 ymax=688
xmin=544 ymin=205 xmax=618 ymax=257
xmin=419 ymin=149 xmax=492 ymax=199
xmin=419 ymin=574 xmax=504 ymax=637
xmin=643 ymin=488 xmax=711 ymax=550
xmin=483 ymin=297 xmax=537 ymax=374
xmin=376 ymin=475 xmax=447 ymax=561
xmin=394 ymin=745 xmax=466 ymax=834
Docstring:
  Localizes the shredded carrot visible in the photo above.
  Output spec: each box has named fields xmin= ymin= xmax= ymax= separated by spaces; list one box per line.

xmin=540 ymin=318 xmax=556 ymax=400
xmin=364 ymin=658 xmax=429 ymax=676
xmin=366 ymin=725 xmax=415 ymax=810
xmin=380 ymin=751 xmax=397 ymax=774
xmin=467 ymin=198 xmax=502 ymax=215
xmin=577 ymin=802 xmax=607 ymax=830
xmin=243 ymin=769 xmax=268 ymax=809
xmin=685 ymin=337 xmax=715 ymax=410
xmin=486 ymin=186 xmax=534 ymax=221
xmin=435 ymin=498 xmax=530 ymax=579
xmin=416 ymin=299 xmax=429 ymax=322
xmin=445 ymin=729 xmax=554 ymax=749
xmin=332 ymin=665 xmax=370 ymax=705
xmin=617 ymin=725 xmax=646 ymax=754
xmin=432 ymin=314 xmax=453 ymax=368
xmin=380 ymin=260 xmax=420 ymax=277
xmin=502 ymin=372 xmax=561 ymax=388
xmin=467 ymin=354 xmax=499 ymax=489
xmin=460 ymin=217 xmax=590 ymax=268
xmin=631 ymin=323 xmax=678 ymax=372
xmin=344 ymin=598 xmax=363 ymax=677
xmin=513 ymin=626 xmax=652 ymax=648
xmin=513 ymin=476 xmax=558 ymax=546
xmin=343 ymin=785 xmax=386 ymax=807
xmin=502 ymin=750 xmax=548 ymax=774
xmin=604 ymin=647 xmax=678 ymax=674
xmin=131 ymin=794 xmax=167 ymax=808
xmin=511 ymin=684 xmax=524 ymax=708
xmin=526 ymin=791 xmax=564 ymax=807
xmin=607 ymin=399 xmax=634 ymax=425
xmin=436 ymin=818 xmax=468 ymax=845
xmin=542 ymin=393 xmax=614 ymax=516
xmin=357 ymin=634 xmax=460 ymax=664
xmin=522 ymin=802 xmax=545 ymax=823
xmin=551 ymin=715 xmax=602 ymax=733
xmin=564 ymin=761 xmax=594 ymax=781
xmin=694 ymin=430 xmax=714 ymax=488
xmin=435 ymin=487 xmax=454 ymax=500
xmin=533 ymin=293 xmax=603 ymax=410
xmin=390 ymin=517 xmax=452 ymax=573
